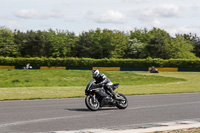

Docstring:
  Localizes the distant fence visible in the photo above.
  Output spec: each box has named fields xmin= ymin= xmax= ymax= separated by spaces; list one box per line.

xmin=1 ymin=66 xmax=200 ymax=72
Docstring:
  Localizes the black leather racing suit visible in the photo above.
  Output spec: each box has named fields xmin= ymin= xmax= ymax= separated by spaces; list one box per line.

xmin=93 ymin=74 xmax=114 ymax=95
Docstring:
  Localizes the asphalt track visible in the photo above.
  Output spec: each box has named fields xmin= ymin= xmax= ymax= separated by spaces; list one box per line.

xmin=0 ymin=93 xmax=200 ymax=133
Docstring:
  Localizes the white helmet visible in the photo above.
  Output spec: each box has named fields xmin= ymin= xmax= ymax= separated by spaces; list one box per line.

xmin=92 ymin=69 xmax=100 ymax=78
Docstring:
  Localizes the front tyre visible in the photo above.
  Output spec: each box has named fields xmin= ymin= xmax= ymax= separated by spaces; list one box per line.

xmin=85 ymin=95 xmax=100 ymax=111
xmin=116 ymin=93 xmax=128 ymax=109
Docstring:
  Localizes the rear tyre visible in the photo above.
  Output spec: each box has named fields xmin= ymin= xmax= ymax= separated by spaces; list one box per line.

xmin=116 ymin=93 xmax=128 ymax=109
xmin=85 ymin=95 xmax=100 ymax=111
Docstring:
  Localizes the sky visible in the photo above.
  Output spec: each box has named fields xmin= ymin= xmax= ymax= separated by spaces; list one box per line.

xmin=0 ymin=0 xmax=200 ymax=36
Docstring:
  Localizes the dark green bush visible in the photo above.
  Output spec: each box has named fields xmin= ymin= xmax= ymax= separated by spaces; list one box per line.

xmin=0 ymin=57 xmax=200 ymax=68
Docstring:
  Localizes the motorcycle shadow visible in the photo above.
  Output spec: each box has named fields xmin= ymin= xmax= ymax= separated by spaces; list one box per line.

xmin=66 ymin=107 xmax=118 ymax=112
xmin=66 ymin=108 xmax=90 ymax=112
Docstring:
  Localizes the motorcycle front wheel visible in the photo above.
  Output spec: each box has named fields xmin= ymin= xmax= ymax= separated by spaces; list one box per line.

xmin=85 ymin=95 xmax=100 ymax=111
xmin=116 ymin=93 xmax=128 ymax=109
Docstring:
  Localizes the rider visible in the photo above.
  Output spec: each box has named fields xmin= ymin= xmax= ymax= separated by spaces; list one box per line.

xmin=92 ymin=69 xmax=119 ymax=99
xmin=150 ymin=66 xmax=159 ymax=73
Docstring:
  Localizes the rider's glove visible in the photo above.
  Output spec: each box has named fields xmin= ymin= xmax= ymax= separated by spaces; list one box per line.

xmin=97 ymin=83 xmax=103 ymax=87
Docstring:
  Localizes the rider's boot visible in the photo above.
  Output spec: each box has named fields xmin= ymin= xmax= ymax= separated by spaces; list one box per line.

xmin=107 ymin=86 xmax=124 ymax=100
xmin=112 ymin=92 xmax=124 ymax=101
xmin=112 ymin=93 xmax=118 ymax=99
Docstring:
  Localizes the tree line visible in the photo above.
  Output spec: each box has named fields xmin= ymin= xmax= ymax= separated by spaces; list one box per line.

xmin=0 ymin=26 xmax=200 ymax=59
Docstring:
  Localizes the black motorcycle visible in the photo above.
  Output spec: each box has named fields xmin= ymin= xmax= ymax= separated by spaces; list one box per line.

xmin=85 ymin=80 xmax=128 ymax=111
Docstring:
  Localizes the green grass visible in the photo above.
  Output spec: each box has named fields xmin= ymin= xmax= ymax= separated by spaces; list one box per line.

xmin=119 ymin=72 xmax=200 ymax=95
xmin=0 ymin=69 xmax=184 ymax=87
xmin=0 ymin=69 xmax=200 ymax=100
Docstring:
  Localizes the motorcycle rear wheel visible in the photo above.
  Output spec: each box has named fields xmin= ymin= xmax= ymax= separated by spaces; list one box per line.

xmin=85 ymin=95 xmax=100 ymax=111
xmin=116 ymin=93 xmax=128 ymax=109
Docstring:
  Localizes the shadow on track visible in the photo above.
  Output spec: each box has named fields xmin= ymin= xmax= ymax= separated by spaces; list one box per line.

xmin=66 ymin=108 xmax=118 ymax=112
xmin=66 ymin=108 xmax=90 ymax=112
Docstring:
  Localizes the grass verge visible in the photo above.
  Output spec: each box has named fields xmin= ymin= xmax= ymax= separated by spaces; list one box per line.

xmin=0 ymin=70 xmax=200 ymax=100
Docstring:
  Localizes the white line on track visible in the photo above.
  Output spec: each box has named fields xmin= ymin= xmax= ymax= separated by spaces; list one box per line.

xmin=0 ymin=113 xmax=110 ymax=128
xmin=127 ymin=101 xmax=200 ymax=110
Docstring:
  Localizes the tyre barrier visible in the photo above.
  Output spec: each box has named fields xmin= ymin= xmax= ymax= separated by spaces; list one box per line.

xmin=1 ymin=65 xmax=200 ymax=72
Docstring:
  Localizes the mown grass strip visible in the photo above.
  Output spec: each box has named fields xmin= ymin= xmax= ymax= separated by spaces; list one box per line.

xmin=93 ymin=67 xmax=121 ymax=71
xmin=0 ymin=70 xmax=200 ymax=101
xmin=40 ymin=66 xmax=66 ymax=70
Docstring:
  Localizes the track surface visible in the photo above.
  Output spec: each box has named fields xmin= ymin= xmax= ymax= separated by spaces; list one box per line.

xmin=0 ymin=93 xmax=200 ymax=133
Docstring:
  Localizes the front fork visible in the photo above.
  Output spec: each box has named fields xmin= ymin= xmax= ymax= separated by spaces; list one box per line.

xmin=92 ymin=93 xmax=97 ymax=104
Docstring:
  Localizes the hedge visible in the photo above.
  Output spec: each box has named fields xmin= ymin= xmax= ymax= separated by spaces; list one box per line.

xmin=0 ymin=57 xmax=200 ymax=68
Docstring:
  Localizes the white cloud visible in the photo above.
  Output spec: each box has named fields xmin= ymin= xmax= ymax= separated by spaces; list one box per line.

xmin=154 ymin=4 xmax=181 ymax=18
xmin=175 ymin=26 xmax=199 ymax=34
xmin=115 ymin=26 xmax=136 ymax=33
xmin=134 ymin=4 xmax=183 ymax=34
xmin=85 ymin=10 xmax=95 ymax=20
xmin=122 ymin=0 xmax=152 ymax=2
xmin=137 ymin=9 xmax=154 ymax=21
xmin=138 ymin=4 xmax=181 ymax=21
xmin=14 ymin=9 xmax=64 ymax=19
xmin=153 ymin=25 xmax=200 ymax=37
xmin=189 ymin=5 xmax=200 ymax=17
xmin=90 ymin=10 xmax=126 ymax=24
xmin=0 ymin=15 xmax=8 ymax=20
xmin=1 ymin=0 xmax=200 ymax=36
xmin=150 ymin=20 xmax=163 ymax=27
xmin=6 ymin=20 xmax=25 ymax=30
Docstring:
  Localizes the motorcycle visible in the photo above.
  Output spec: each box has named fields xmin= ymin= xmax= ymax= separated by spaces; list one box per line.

xmin=85 ymin=80 xmax=128 ymax=111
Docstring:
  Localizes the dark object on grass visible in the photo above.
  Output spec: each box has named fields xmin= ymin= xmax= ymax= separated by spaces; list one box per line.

xmin=23 ymin=63 xmax=32 ymax=69
xmin=85 ymin=80 xmax=128 ymax=111
xmin=150 ymin=66 xmax=159 ymax=73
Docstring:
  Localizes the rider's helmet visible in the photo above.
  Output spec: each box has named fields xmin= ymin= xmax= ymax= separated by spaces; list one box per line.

xmin=92 ymin=69 xmax=100 ymax=78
